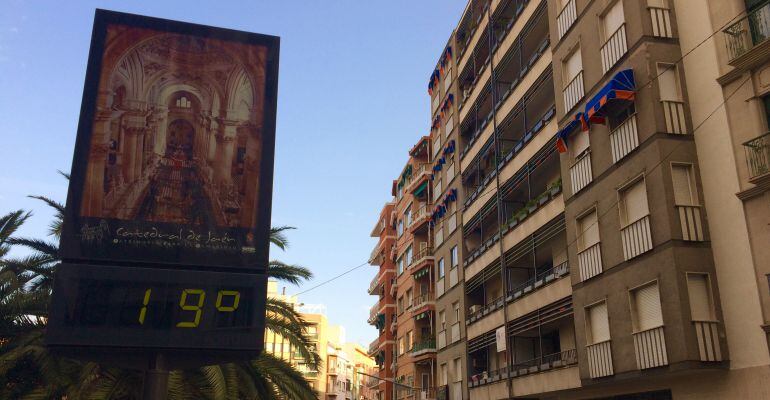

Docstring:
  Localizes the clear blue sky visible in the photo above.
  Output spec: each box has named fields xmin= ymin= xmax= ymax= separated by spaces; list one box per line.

xmin=0 ymin=1 xmax=465 ymax=346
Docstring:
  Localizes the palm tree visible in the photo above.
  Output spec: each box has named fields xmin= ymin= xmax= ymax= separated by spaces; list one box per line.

xmin=0 ymin=192 xmax=320 ymax=399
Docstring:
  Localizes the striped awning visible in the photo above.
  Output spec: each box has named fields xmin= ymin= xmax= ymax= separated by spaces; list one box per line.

xmin=414 ymin=181 xmax=428 ymax=197
xmin=584 ymin=69 xmax=635 ymax=125
xmin=414 ymin=310 xmax=431 ymax=321
xmin=412 ymin=265 xmax=429 ymax=278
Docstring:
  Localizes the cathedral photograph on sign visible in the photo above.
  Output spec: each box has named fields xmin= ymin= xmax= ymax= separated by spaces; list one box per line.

xmin=79 ymin=22 xmax=269 ymax=229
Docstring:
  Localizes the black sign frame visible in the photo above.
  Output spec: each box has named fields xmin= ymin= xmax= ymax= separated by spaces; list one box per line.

xmin=58 ymin=9 xmax=279 ymax=273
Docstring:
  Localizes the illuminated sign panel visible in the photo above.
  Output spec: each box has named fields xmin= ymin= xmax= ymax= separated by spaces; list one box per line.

xmin=47 ymin=10 xmax=277 ymax=364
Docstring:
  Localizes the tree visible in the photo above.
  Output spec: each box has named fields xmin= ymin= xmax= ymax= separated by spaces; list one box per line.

xmin=0 ymin=194 xmax=320 ymax=399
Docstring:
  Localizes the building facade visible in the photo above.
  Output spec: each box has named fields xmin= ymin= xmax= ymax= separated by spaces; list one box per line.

xmin=366 ymin=0 xmax=770 ymax=398
xmin=265 ymin=281 xmax=377 ymax=399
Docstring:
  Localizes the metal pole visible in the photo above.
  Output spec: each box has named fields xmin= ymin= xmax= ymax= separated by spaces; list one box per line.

xmin=142 ymin=353 xmax=169 ymax=400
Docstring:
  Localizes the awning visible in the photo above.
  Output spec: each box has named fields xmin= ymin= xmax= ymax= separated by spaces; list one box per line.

xmin=414 ymin=310 xmax=431 ymax=321
xmin=555 ymin=112 xmax=586 ymax=153
xmin=584 ymin=69 xmax=635 ymax=124
xmin=412 ymin=265 xmax=429 ymax=278
xmin=414 ymin=181 xmax=428 ymax=197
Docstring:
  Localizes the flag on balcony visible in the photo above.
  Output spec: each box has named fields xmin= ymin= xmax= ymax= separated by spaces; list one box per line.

xmin=584 ymin=69 xmax=635 ymax=125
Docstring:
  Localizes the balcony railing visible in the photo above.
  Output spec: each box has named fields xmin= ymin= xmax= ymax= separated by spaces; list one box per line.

xmin=693 ymin=321 xmax=723 ymax=362
xmin=649 ymin=7 xmax=673 ymax=38
xmin=411 ymin=338 xmax=437 ymax=355
xmin=662 ymin=100 xmax=687 ymax=134
xmin=557 ymin=0 xmax=577 ymax=40
xmin=586 ymin=340 xmax=614 ymax=378
xmin=677 ymin=205 xmax=704 ymax=241
xmin=724 ymin=1 xmax=770 ymax=63
xmin=469 ymin=349 xmax=578 ymax=388
xmin=601 ymin=24 xmax=628 ymax=73
xmin=409 ymin=205 xmax=430 ymax=231
xmin=743 ymin=132 xmax=770 ymax=180
xmin=412 ymin=245 xmax=434 ymax=267
xmin=563 ymin=70 xmax=584 ymax=112
xmin=578 ymin=242 xmax=602 ymax=281
xmin=412 ymin=292 xmax=435 ymax=309
xmin=609 ymin=114 xmax=638 ymax=163
xmin=633 ymin=326 xmax=668 ymax=369
xmin=570 ymin=151 xmax=593 ymax=194
xmin=620 ymin=215 xmax=653 ymax=261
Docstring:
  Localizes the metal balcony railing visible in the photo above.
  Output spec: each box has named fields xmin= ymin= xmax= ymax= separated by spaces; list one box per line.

xmin=662 ymin=100 xmax=687 ymax=134
xmin=620 ymin=215 xmax=653 ymax=261
xmin=557 ymin=0 xmax=577 ymax=40
xmin=633 ymin=326 xmax=668 ymax=369
xmin=586 ymin=340 xmax=614 ymax=378
xmin=649 ymin=6 xmax=673 ymax=38
xmin=412 ymin=292 xmax=435 ymax=309
xmin=743 ymin=132 xmax=770 ymax=180
xmin=408 ymin=205 xmax=429 ymax=229
xmin=563 ymin=70 xmax=584 ymax=112
xmin=411 ymin=338 xmax=437 ymax=354
xmin=570 ymin=151 xmax=593 ymax=194
xmin=724 ymin=1 xmax=770 ymax=62
xmin=609 ymin=114 xmax=638 ymax=163
xmin=676 ymin=205 xmax=704 ymax=241
xmin=693 ymin=320 xmax=723 ymax=362
xmin=601 ymin=24 xmax=628 ymax=73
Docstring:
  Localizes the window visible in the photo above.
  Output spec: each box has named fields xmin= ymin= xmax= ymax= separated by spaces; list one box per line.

xmin=406 ymin=289 xmax=413 ymax=308
xmin=602 ymin=0 xmax=625 ymax=40
xmin=657 ymin=63 xmax=682 ymax=102
xmin=577 ymin=209 xmax=600 ymax=251
xmin=406 ymin=330 xmax=413 ymax=350
xmin=619 ymin=178 xmax=649 ymax=226
xmin=397 ymin=219 xmax=404 ymax=237
xmin=438 ymin=258 xmax=445 ymax=278
xmin=564 ymin=46 xmax=583 ymax=87
xmin=687 ymin=273 xmax=715 ymax=321
xmin=608 ymin=103 xmax=635 ymax=131
xmin=398 ymin=336 xmax=405 ymax=355
xmin=445 ymin=116 xmax=455 ymax=138
xmin=175 ymin=96 xmax=191 ymax=108
xmin=398 ymin=296 xmax=404 ymax=314
xmin=434 ymin=179 xmax=443 ymax=201
xmin=405 ymin=205 xmax=412 ymax=227
xmin=405 ymin=246 xmax=413 ymax=267
xmin=440 ymin=363 xmax=448 ymax=386
xmin=450 ymin=246 xmax=458 ymax=268
xmin=398 ymin=185 xmax=404 ymax=199
xmin=572 ymin=131 xmax=590 ymax=158
xmin=672 ymin=164 xmax=697 ymax=206
xmin=439 ymin=310 xmax=446 ymax=330
xmin=397 ymin=257 xmax=404 ymax=275
xmin=452 ymin=358 xmax=462 ymax=382
xmin=630 ymin=281 xmax=663 ymax=332
xmin=433 ymin=136 xmax=442 ymax=158
xmin=586 ymin=301 xmax=610 ymax=344
xmin=453 ymin=301 xmax=460 ymax=321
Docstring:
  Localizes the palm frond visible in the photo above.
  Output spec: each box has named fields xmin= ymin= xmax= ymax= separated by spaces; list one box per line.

xmin=268 ymin=261 xmax=313 ymax=284
xmin=269 ymin=226 xmax=295 ymax=250
xmin=6 ymin=238 xmax=58 ymax=258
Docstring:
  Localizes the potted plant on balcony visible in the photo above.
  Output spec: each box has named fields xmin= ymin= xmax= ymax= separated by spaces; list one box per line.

xmin=537 ymin=191 xmax=550 ymax=206
xmin=549 ymin=178 xmax=562 ymax=197
xmin=526 ymin=199 xmax=538 ymax=214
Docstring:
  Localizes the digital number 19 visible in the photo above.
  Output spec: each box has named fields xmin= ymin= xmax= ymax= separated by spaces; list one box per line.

xmin=138 ymin=289 xmax=241 ymax=328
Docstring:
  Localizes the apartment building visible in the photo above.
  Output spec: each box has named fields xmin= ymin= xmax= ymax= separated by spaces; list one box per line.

xmin=368 ymin=140 xmax=439 ymax=400
xmin=265 ymin=281 xmax=377 ymax=398
xmin=366 ymin=0 xmax=770 ymax=398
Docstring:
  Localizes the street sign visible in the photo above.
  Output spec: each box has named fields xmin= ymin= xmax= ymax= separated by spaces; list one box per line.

xmin=47 ymin=9 xmax=278 ymax=368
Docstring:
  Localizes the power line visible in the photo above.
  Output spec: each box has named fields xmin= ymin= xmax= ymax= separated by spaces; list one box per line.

xmin=295 ymin=261 xmax=370 ymax=296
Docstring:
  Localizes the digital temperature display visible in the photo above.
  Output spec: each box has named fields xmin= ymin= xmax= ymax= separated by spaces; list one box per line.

xmin=47 ymin=264 xmax=266 ymax=353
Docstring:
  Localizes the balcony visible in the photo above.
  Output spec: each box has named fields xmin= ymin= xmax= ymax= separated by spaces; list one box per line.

xmin=743 ymin=132 xmax=770 ymax=182
xmin=649 ymin=6 xmax=673 ymax=38
xmin=724 ymin=1 xmax=770 ymax=68
xmin=569 ymin=151 xmax=592 ymax=194
xmin=577 ymin=242 xmax=602 ymax=282
xmin=676 ymin=205 xmax=705 ymax=241
xmin=620 ymin=215 xmax=652 ymax=261
xmin=509 ymin=349 xmax=578 ymax=378
xmin=693 ymin=321 xmax=723 ymax=362
xmin=412 ymin=291 xmax=435 ymax=311
xmin=563 ymin=71 xmax=584 ymax=112
xmin=408 ymin=205 xmax=431 ymax=233
xmin=368 ymin=269 xmax=393 ymax=295
xmin=609 ymin=113 xmax=638 ymax=163
xmin=600 ymin=23 xmax=627 ymax=74
xmin=368 ymin=339 xmax=379 ymax=356
xmin=411 ymin=245 xmax=434 ymax=269
xmin=407 ymin=164 xmax=432 ymax=196
xmin=411 ymin=338 xmax=437 ymax=357
xmin=661 ymin=100 xmax=687 ymax=134
xmin=586 ymin=340 xmax=614 ymax=378
xmin=633 ymin=326 xmax=668 ymax=370
xmin=557 ymin=0 xmax=577 ymax=40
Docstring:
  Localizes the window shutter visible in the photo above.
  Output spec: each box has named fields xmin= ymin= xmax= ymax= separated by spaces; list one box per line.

xmin=622 ymin=180 xmax=649 ymax=225
xmin=672 ymin=165 xmax=695 ymax=206
xmin=578 ymin=210 xmax=600 ymax=250
xmin=453 ymin=358 xmax=462 ymax=382
xmin=588 ymin=302 xmax=610 ymax=344
xmin=657 ymin=64 xmax=681 ymax=101
xmin=565 ymin=48 xmax=583 ymax=82
xmin=603 ymin=1 xmax=625 ymax=39
xmin=633 ymin=282 xmax=663 ymax=331
xmin=687 ymin=274 xmax=714 ymax=321
xmin=445 ymin=116 xmax=454 ymax=138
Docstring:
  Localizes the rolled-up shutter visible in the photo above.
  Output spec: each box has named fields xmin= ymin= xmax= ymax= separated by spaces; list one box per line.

xmin=588 ymin=301 xmax=610 ymax=344
xmin=633 ymin=282 xmax=663 ymax=331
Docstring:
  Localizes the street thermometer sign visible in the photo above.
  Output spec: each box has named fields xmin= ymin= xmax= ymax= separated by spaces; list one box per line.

xmin=47 ymin=9 xmax=279 ymax=369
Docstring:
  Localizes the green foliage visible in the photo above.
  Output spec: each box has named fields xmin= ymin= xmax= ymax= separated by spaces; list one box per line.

xmin=0 ymin=179 xmax=320 ymax=399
